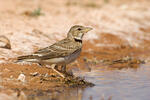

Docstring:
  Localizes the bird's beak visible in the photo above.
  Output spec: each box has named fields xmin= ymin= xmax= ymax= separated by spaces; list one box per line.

xmin=83 ymin=27 xmax=93 ymax=33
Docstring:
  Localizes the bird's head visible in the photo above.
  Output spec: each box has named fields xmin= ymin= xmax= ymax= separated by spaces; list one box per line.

xmin=67 ymin=25 xmax=92 ymax=41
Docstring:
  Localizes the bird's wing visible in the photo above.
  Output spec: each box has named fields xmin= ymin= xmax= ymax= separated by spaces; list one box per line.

xmin=33 ymin=39 xmax=81 ymax=60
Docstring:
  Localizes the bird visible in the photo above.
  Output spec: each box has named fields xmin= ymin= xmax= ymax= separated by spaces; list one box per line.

xmin=16 ymin=25 xmax=92 ymax=78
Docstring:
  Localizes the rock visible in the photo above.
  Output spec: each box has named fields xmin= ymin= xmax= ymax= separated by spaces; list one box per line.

xmin=17 ymin=74 xmax=26 ymax=83
xmin=0 ymin=36 xmax=11 ymax=49
xmin=30 ymin=72 xmax=39 ymax=76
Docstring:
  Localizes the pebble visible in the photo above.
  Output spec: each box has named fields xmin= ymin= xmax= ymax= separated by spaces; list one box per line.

xmin=17 ymin=73 xmax=26 ymax=83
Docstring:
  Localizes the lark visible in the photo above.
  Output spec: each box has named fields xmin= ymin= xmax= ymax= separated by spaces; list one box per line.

xmin=16 ymin=25 xmax=92 ymax=78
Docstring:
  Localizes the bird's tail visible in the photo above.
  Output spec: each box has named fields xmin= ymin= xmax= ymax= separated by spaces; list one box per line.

xmin=16 ymin=55 xmax=39 ymax=63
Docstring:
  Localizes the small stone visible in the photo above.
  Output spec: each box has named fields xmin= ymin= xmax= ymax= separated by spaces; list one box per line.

xmin=30 ymin=72 xmax=39 ymax=76
xmin=17 ymin=73 xmax=26 ymax=83
xmin=44 ymin=73 xmax=48 ymax=77
xmin=0 ymin=35 xmax=11 ymax=49
xmin=10 ymin=75 xmax=13 ymax=79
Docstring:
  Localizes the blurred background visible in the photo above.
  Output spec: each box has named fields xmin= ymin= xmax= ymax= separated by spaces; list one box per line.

xmin=0 ymin=0 xmax=150 ymax=57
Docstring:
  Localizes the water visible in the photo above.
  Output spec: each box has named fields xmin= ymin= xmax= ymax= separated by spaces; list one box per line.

xmin=28 ymin=64 xmax=150 ymax=100
xmin=82 ymin=65 xmax=150 ymax=100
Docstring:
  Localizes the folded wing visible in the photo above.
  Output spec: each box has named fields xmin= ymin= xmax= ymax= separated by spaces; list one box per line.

xmin=17 ymin=39 xmax=81 ymax=62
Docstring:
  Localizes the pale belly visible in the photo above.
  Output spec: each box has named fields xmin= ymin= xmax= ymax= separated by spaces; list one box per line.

xmin=43 ymin=49 xmax=81 ymax=65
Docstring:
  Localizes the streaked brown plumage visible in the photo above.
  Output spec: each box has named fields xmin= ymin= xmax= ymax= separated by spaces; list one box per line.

xmin=17 ymin=25 xmax=92 ymax=78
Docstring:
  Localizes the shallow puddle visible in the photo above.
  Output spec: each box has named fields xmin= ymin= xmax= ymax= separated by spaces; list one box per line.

xmin=26 ymin=64 xmax=150 ymax=100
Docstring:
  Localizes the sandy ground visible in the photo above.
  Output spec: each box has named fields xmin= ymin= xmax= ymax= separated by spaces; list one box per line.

xmin=0 ymin=0 xmax=150 ymax=99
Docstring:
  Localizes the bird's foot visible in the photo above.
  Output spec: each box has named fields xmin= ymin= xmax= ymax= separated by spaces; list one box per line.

xmin=60 ymin=70 xmax=74 ymax=78
xmin=65 ymin=71 xmax=74 ymax=77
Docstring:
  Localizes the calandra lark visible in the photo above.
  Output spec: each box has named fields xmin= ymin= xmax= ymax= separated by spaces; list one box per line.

xmin=16 ymin=25 xmax=92 ymax=78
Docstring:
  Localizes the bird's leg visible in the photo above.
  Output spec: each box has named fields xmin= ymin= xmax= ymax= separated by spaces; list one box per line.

xmin=61 ymin=65 xmax=66 ymax=73
xmin=50 ymin=64 xmax=65 ymax=78
xmin=61 ymin=65 xmax=73 ymax=76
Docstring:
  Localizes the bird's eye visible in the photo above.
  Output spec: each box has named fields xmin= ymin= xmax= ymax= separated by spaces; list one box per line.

xmin=77 ymin=28 xmax=82 ymax=31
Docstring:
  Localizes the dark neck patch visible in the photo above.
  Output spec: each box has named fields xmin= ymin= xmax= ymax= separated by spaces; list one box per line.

xmin=74 ymin=38 xmax=82 ymax=43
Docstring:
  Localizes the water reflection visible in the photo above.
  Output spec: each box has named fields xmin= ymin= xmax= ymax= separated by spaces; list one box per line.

xmin=28 ymin=64 xmax=150 ymax=100
xmin=28 ymin=88 xmax=85 ymax=100
xmin=81 ymin=64 xmax=150 ymax=100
